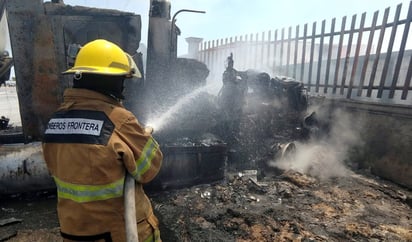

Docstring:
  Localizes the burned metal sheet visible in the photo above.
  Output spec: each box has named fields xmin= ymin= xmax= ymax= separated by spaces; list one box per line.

xmin=0 ymin=142 xmax=53 ymax=195
xmin=6 ymin=0 xmax=141 ymax=140
xmin=146 ymin=143 xmax=228 ymax=191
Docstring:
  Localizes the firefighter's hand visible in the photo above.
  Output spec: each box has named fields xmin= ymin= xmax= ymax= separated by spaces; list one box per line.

xmin=144 ymin=126 xmax=154 ymax=135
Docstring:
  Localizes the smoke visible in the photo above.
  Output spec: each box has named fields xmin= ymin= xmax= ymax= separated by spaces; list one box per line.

xmin=270 ymin=107 xmax=365 ymax=180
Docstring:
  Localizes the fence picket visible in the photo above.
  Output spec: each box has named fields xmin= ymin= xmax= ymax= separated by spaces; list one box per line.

xmin=358 ymin=11 xmax=379 ymax=97
xmin=378 ymin=4 xmax=402 ymax=98
xmin=324 ymin=18 xmax=336 ymax=94
xmin=390 ymin=1 xmax=412 ymax=98
xmin=347 ymin=12 xmax=366 ymax=99
xmin=316 ymin=20 xmax=326 ymax=93
xmin=367 ymin=8 xmax=389 ymax=97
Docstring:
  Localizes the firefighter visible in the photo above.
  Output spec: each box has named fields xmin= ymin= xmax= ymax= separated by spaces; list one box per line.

xmin=42 ymin=39 xmax=163 ymax=242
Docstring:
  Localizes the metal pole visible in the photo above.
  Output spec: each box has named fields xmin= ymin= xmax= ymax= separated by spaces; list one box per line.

xmin=170 ymin=9 xmax=206 ymax=58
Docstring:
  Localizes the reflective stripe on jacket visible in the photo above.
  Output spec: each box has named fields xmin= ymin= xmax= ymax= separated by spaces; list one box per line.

xmin=42 ymin=88 xmax=163 ymax=241
xmin=52 ymin=176 xmax=124 ymax=203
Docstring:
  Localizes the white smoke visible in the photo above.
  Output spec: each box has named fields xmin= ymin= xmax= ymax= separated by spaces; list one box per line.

xmin=270 ymin=108 xmax=365 ymax=180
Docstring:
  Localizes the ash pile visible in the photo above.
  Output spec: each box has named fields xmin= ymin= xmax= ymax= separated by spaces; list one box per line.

xmin=151 ymin=167 xmax=412 ymax=241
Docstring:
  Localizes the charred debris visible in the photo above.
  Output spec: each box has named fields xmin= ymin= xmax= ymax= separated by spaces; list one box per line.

xmin=146 ymin=53 xmax=412 ymax=241
xmin=152 ymin=52 xmax=316 ymax=175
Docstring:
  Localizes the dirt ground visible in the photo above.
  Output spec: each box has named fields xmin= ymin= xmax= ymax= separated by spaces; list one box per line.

xmin=1 ymin=168 xmax=411 ymax=242
xmin=151 ymin=169 xmax=412 ymax=242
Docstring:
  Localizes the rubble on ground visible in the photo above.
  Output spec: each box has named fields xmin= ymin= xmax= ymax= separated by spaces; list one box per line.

xmin=151 ymin=169 xmax=412 ymax=241
xmin=2 ymin=168 xmax=411 ymax=242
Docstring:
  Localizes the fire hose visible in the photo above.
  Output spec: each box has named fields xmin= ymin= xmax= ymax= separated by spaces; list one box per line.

xmin=124 ymin=173 xmax=138 ymax=242
xmin=124 ymin=126 xmax=154 ymax=242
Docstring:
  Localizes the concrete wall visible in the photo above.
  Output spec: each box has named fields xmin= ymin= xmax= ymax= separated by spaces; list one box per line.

xmin=324 ymin=99 xmax=412 ymax=189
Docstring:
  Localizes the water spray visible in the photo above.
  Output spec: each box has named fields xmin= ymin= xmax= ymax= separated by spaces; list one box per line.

xmin=145 ymin=84 xmax=214 ymax=132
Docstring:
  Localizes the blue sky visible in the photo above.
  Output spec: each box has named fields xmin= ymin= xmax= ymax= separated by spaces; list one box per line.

xmin=56 ymin=0 xmax=412 ymax=55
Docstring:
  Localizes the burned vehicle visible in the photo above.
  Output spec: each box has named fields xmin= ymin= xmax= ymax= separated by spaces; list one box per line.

xmin=213 ymin=53 xmax=312 ymax=171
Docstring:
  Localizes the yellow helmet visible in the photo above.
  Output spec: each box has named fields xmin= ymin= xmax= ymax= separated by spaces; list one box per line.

xmin=63 ymin=39 xmax=141 ymax=77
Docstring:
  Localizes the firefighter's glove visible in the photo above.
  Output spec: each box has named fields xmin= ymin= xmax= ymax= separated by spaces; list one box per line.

xmin=144 ymin=126 xmax=154 ymax=135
